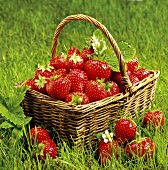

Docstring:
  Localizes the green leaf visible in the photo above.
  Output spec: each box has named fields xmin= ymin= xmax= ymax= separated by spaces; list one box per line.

xmin=0 ymin=120 xmax=14 ymax=129
xmin=118 ymin=41 xmax=136 ymax=62
xmin=93 ymin=29 xmax=104 ymax=40
xmin=0 ymin=102 xmax=24 ymax=125
xmin=12 ymin=127 xmax=24 ymax=138
xmin=0 ymin=85 xmax=31 ymax=126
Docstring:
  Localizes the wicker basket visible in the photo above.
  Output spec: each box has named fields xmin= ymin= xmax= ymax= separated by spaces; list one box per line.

xmin=22 ymin=14 xmax=160 ymax=147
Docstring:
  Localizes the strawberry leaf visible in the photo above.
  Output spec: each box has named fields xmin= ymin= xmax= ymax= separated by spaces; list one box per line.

xmin=0 ymin=85 xmax=31 ymax=126
xmin=93 ymin=29 xmax=104 ymax=40
xmin=0 ymin=120 xmax=14 ymax=129
xmin=118 ymin=41 xmax=136 ymax=62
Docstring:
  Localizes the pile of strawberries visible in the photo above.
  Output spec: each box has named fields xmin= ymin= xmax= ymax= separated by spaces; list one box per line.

xmin=98 ymin=110 xmax=165 ymax=165
xmin=24 ymin=44 xmax=151 ymax=105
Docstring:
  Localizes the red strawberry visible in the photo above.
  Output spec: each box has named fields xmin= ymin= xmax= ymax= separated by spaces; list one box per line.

xmin=66 ymin=53 xmax=84 ymax=70
xmin=84 ymin=60 xmax=111 ymax=82
xmin=106 ymin=81 xmax=120 ymax=97
xmin=65 ymin=92 xmax=89 ymax=105
xmin=133 ymin=68 xmax=150 ymax=81
xmin=85 ymin=80 xmax=108 ymax=102
xmin=67 ymin=69 xmax=88 ymax=92
xmin=28 ymin=127 xmax=51 ymax=144
xmin=24 ymin=77 xmax=46 ymax=94
xmin=143 ymin=110 xmax=165 ymax=129
xmin=36 ymin=139 xmax=57 ymax=160
xmin=80 ymin=47 xmax=94 ymax=62
xmin=115 ymin=118 xmax=137 ymax=145
xmin=98 ymin=130 xmax=121 ymax=165
xmin=68 ymin=46 xmax=81 ymax=56
xmin=55 ymin=68 xmax=67 ymax=77
xmin=34 ymin=64 xmax=55 ymax=79
xmin=49 ymin=53 xmax=68 ymax=70
xmin=46 ymin=75 xmax=71 ymax=100
xmin=127 ymin=56 xmax=139 ymax=72
xmin=125 ymin=137 xmax=155 ymax=158
xmin=110 ymin=70 xmax=134 ymax=92
xmin=128 ymin=74 xmax=140 ymax=86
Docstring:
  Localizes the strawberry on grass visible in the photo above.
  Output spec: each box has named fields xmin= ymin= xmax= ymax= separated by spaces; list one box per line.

xmin=28 ymin=127 xmax=51 ymax=144
xmin=143 ymin=110 xmax=165 ymax=130
xmin=35 ymin=139 xmax=57 ymax=161
xmin=98 ymin=130 xmax=121 ymax=165
xmin=115 ymin=118 xmax=137 ymax=145
xmin=125 ymin=137 xmax=155 ymax=159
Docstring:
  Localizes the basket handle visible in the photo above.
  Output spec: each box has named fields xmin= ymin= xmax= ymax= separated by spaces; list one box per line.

xmin=51 ymin=14 xmax=132 ymax=93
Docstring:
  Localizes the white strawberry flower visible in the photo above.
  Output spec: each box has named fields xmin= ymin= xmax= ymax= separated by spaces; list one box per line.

xmin=91 ymin=35 xmax=107 ymax=55
xmin=91 ymin=35 xmax=100 ymax=54
xmin=102 ymin=130 xmax=113 ymax=143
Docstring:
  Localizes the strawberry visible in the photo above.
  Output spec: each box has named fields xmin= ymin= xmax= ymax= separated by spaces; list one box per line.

xmin=133 ymin=68 xmax=150 ymax=81
xmin=80 ymin=47 xmax=94 ymax=62
xmin=98 ymin=130 xmax=120 ymax=165
xmin=55 ymin=68 xmax=67 ymax=77
xmin=36 ymin=139 xmax=57 ymax=160
xmin=49 ymin=53 xmax=68 ymax=70
xmin=68 ymin=46 xmax=81 ymax=56
xmin=67 ymin=69 xmax=88 ymax=92
xmin=127 ymin=56 xmax=139 ymax=72
xmin=115 ymin=118 xmax=137 ymax=145
xmin=24 ymin=76 xmax=46 ymax=94
xmin=65 ymin=92 xmax=89 ymax=105
xmin=66 ymin=53 xmax=84 ymax=70
xmin=110 ymin=70 xmax=135 ymax=92
xmin=28 ymin=127 xmax=51 ymax=144
xmin=34 ymin=64 xmax=55 ymax=79
xmin=125 ymin=137 xmax=155 ymax=158
xmin=85 ymin=80 xmax=108 ymax=102
xmin=143 ymin=110 xmax=165 ymax=129
xmin=46 ymin=75 xmax=71 ymax=100
xmin=106 ymin=81 xmax=120 ymax=97
xmin=84 ymin=59 xmax=111 ymax=82
xmin=128 ymin=74 xmax=139 ymax=86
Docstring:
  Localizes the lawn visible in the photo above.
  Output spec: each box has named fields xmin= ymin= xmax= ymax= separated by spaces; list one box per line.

xmin=0 ymin=0 xmax=168 ymax=169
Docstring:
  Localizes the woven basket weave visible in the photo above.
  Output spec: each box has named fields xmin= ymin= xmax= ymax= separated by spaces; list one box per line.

xmin=22 ymin=14 xmax=160 ymax=147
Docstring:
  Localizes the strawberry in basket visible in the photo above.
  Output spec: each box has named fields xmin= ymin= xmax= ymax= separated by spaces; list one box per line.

xmin=67 ymin=68 xmax=88 ymax=93
xmin=46 ymin=74 xmax=71 ymax=100
xmin=49 ymin=53 xmax=68 ymax=70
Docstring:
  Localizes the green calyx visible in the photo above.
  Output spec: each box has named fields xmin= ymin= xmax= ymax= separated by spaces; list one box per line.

xmin=69 ymin=53 xmax=83 ymax=64
xmin=35 ymin=75 xmax=46 ymax=88
xmin=69 ymin=94 xmax=83 ymax=105
xmin=105 ymin=81 xmax=113 ymax=92
xmin=38 ymin=63 xmax=54 ymax=72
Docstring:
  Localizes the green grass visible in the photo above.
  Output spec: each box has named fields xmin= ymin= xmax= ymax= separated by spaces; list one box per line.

xmin=0 ymin=0 xmax=168 ymax=169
